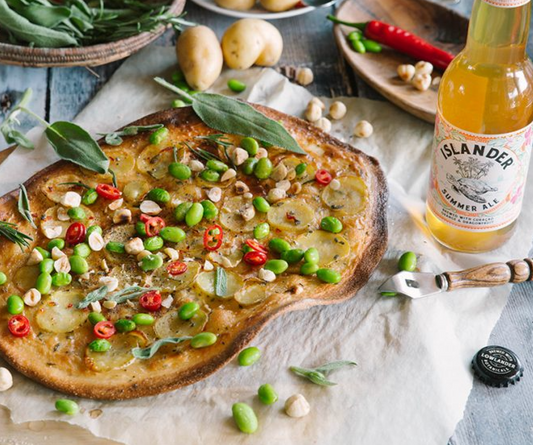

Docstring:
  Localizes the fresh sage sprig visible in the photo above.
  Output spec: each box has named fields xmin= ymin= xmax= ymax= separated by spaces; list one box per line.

xmin=108 ymin=286 xmax=155 ymax=304
xmin=100 ymin=124 xmax=164 ymax=146
xmin=215 ymin=267 xmax=227 ymax=298
xmin=132 ymin=336 xmax=192 ymax=359
xmin=0 ymin=221 xmax=33 ymax=250
xmin=17 ymin=183 xmax=36 ymax=228
xmin=76 ymin=285 xmax=109 ymax=309
xmin=290 ymin=360 xmax=357 ymax=386
xmin=0 ymin=88 xmax=35 ymax=149
xmin=154 ymin=77 xmax=305 ymax=155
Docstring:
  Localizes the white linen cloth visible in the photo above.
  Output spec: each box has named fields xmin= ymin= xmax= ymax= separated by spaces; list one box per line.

xmin=0 ymin=45 xmax=531 ymax=445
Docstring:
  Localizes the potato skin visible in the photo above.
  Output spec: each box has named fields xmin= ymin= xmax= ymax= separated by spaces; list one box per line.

xmin=215 ymin=0 xmax=255 ymax=10
xmin=259 ymin=0 xmax=299 ymax=12
xmin=222 ymin=19 xmax=283 ymax=70
xmin=176 ymin=26 xmax=223 ymax=91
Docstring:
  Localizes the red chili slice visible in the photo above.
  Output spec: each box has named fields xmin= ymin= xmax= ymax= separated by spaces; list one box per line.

xmin=140 ymin=213 xmax=151 ymax=223
xmin=167 ymin=261 xmax=188 ymax=276
xmin=66 ymin=222 xmax=86 ymax=245
xmin=96 ymin=183 xmax=122 ymax=200
xmin=8 ymin=315 xmax=30 ymax=337
xmin=139 ymin=290 xmax=162 ymax=312
xmin=203 ymin=224 xmax=224 ymax=251
xmin=245 ymin=239 xmax=268 ymax=254
xmin=244 ymin=250 xmax=267 ymax=266
xmin=315 ymin=169 xmax=333 ymax=185
xmin=145 ymin=217 xmax=166 ymax=237
xmin=94 ymin=321 xmax=116 ymax=339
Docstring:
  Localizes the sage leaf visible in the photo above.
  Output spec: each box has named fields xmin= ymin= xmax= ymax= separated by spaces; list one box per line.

xmin=17 ymin=4 xmax=72 ymax=28
xmin=289 ymin=360 xmax=357 ymax=386
xmin=132 ymin=336 xmax=192 ymax=359
xmin=315 ymin=360 xmax=357 ymax=374
xmin=154 ymin=77 xmax=305 ymax=154
xmin=108 ymin=286 xmax=155 ymax=304
xmin=17 ymin=183 xmax=36 ymax=228
xmin=45 ymin=121 xmax=109 ymax=174
xmin=1 ymin=127 xmax=33 ymax=149
xmin=101 ymin=124 xmax=163 ymax=146
xmin=76 ymin=285 xmax=108 ymax=309
xmin=215 ymin=267 xmax=227 ymax=298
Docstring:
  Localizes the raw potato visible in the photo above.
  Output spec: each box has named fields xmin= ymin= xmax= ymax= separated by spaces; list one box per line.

xmin=222 ymin=19 xmax=283 ymax=70
xmin=260 ymin=0 xmax=300 ymax=12
xmin=215 ymin=0 xmax=255 ymax=10
xmin=177 ymin=26 xmax=223 ymax=91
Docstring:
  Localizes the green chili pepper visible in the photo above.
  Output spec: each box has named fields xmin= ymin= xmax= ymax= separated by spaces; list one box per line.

xmin=351 ymin=39 xmax=366 ymax=54
xmin=362 ymin=39 xmax=382 ymax=53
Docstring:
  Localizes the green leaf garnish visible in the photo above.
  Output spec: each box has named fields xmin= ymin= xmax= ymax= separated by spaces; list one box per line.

xmin=289 ymin=360 xmax=357 ymax=386
xmin=108 ymin=286 xmax=155 ymax=304
xmin=17 ymin=183 xmax=36 ymax=229
xmin=0 ymin=88 xmax=35 ymax=149
xmin=76 ymin=285 xmax=108 ymax=309
xmin=100 ymin=124 xmax=164 ymax=146
xmin=58 ymin=181 xmax=91 ymax=189
xmin=132 ymin=336 xmax=192 ymax=359
xmin=0 ymin=221 xmax=33 ymax=251
xmin=154 ymin=77 xmax=305 ymax=154
xmin=215 ymin=267 xmax=227 ymax=298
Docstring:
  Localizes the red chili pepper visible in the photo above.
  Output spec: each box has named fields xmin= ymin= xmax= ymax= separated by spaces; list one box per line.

xmin=203 ymin=225 xmax=224 ymax=251
xmin=8 ymin=315 xmax=30 ymax=337
xmin=327 ymin=16 xmax=455 ymax=71
xmin=140 ymin=290 xmax=162 ymax=312
xmin=167 ymin=261 xmax=188 ymax=276
xmin=66 ymin=222 xmax=86 ymax=245
xmin=145 ymin=217 xmax=166 ymax=237
xmin=94 ymin=321 xmax=116 ymax=339
xmin=244 ymin=250 xmax=267 ymax=266
xmin=96 ymin=184 xmax=122 ymax=200
xmin=315 ymin=169 xmax=333 ymax=185
xmin=140 ymin=214 xmax=151 ymax=223
xmin=245 ymin=239 xmax=268 ymax=254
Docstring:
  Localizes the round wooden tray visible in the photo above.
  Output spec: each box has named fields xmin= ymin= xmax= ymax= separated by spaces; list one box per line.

xmin=0 ymin=0 xmax=185 ymax=68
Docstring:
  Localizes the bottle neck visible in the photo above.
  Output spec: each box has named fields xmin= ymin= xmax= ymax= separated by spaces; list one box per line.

xmin=464 ymin=0 xmax=531 ymax=64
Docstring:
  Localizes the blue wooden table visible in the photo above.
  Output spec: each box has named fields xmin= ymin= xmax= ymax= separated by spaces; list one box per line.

xmin=1 ymin=1 xmax=533 ymax=443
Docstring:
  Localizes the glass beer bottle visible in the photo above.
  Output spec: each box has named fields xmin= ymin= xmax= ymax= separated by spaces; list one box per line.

xmin=426 ymin=0 xmax=533 ymax=252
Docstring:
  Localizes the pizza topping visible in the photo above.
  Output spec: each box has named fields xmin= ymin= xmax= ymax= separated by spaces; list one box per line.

xmin=203 ymin=260 xmax=214 ymax=271
xmin=57 ymin=207 xmax=70 ymax=221
xmin=90 ymin=301 xmax=102 ymax=313
xmin=43 ymin=225 xmax=63 ymax=240
xmin=108 ymin=198 xmax=124 ymax=211
xmin=60 ymin=191 xmax=82 ymax=208
xmin=23 ymin=288 xmax=41 ymax=307
xmin=244 ymin=251 xmax=267 ymax=266
xmin=96 ymin=184 xmax=122 ymax=200
xmin=113 ymin=209 xmax=132 ymax=225
xmin=271 ymin=163 xmax=288 ymax=182
xmin=124 ymin=237 xmax=145 ymax=255
xmin=94 ymin=321 xmax=116 ymax=339
xmin=140 ymin=200 xmax=162 ymax=215
xmin=220 ymin=168 xmax=237 ymax=182
xmin=315 ymin=169 xmax=333 ymax=185
xmin=189 ymin=160 xmax=204 ymax=172
xmin=98 ymin=277 xmax=119 ymax=292
xmin=275 ymin=180 xmax=291 ymax=192
xmin=88 ymin=231 xmax=105 ymax=252
xmin=239 ymin=203 xmax=256 ymax=221
xmin=89 ymin=339 xmax=112 ymax=353
xmin=51 ymin=246 xmax=66 ymax=260
xmin=8 ymin=315 xmax=31 ymax=337
xmin=144 ymin=217 xmax=166 ymax=237
xmin=26 ymin=248 xmax=44 ymax=266
xmin=164 ymin=247 xmax=180 ymax=261
xmin=0 ymin=367 xmax=13 ymax=392
xmin=66 ymin=222 xmax=86 ymax=245
xmin=167 ymin=261 xmax=188 ymax=276
xmin=207 ymin=187 xmax=222 ymax=203
xmin=203 ymin=225 xmax=224 ymax=251
xmin=245 ymin=239 xmax=268 ymax=254
xmin=232 ymin=147 xmax=249 ymax=166
xmin=103 ymin=300 xmax=117 ymax=310
xmin=54 ymin=256 xmax=71 ymax=274
xmin=268 ymin=187 xmax=287 ymax=204
xmin=139 ymin=290 xmax=162 ymax=312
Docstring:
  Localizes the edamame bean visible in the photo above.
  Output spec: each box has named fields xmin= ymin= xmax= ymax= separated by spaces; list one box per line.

xmin=362 ymin=39 xmax=382 ymax=53
xmin=55 ymin=399 xmax=79 ymax=415
xmin=172 ymin=99 xmax=187 ymax=108
xmin=147 ymin=188 xmax=170 ymax=204
xmin=317 ymin=268 xmax=342 ymax=284
xmin=70 ymin=255 xmax=89 ymax=274
xmin=174 ymin=79 xmax=190 ymax=91
xmin=115 ymin=319 xmax=136 ymax=333
xmin=351 ymin=39 xmax=366 ymax=53
xmin=86 ymin=225 xmax=102 ymax=237
xmin=238 ymin=346 xmax=261 ymax=366
xmin=201 ymin=200 xmax=219 ymax=220
xmin=304 ymin=248 xmax=320 ymax=264
xmin=242 ymin=158 xmax=258 ymax=175
xmin=254 ymin=158 xmax=273 ymax=180
xmin=168 ymin=162 xmax=191 ymax=180
xmin=172 ymin=70 xmax=185 ymax=84
xmin=47 ymin=238 xmax=65 ymax=250
xmin=258 ymin=383 xmax=278 ymax=405
xmin=185 ymin=202 xmax=204 ymax=227
xmin=136 ymin=221 xmax=147 ymax=237
xmin=281 ymin=248 xmax=305 ymax=264
xmin=88 ymin=339 xmax=111 ymax=353
xmin=0 ymin=272 xmax=5 ymax=286
xmin=82 ymin=188 xmax=98 ymax=206
xmin=321 ymin=216 xmax=343 ymax=233
xmin=36 ymin=272 xmax=52 ymax=295
xmin=240 ymin=137 xmax=258 ymax=156
xmin=252 ymin=197 xmax=270 ymax=213
xmin=106 ymin=242 xmax=125 ymax=254
xmin=160 ymin=227 xmax=186 ymax=243
xmin=39 ymin=258 xmax=54 ymax=274
xmin=52 ymin=272 xmax=72 ymax=287
xmin=149 ymin=127 xmax=169 ymax=145
xmin=295 ymin=162 xmax=307 ymax=176
xmin=300 ymin=262 xmax=319 ymax=275
xmin=228 ymin=79 xmax=247 ymax=93
xmin=178 ymin=302 xmax=200 ymax=320
xmin=68 ymin=207 xmax=86 ymax=220
xmin=140 ymin=254 xmax=163 ymax=272
xmin=175 ymin=202 xmax=193 ymax=222
xmin=35 ymin=247 xmax=50 ymax=259
xmin=232 ymin=403 xmax=258 ymax=434
xmin=199 ymin=169 xmax=220 ymax=182
xmin=398 ymin=251 xmax=417 ymax=272
xmin=132 ymin=313 xmax=155 ymax=325
xmin=264 ymin=259 xmax=288 ymax=275
xmin=144 ymin=236 xmax=164 ymax=252
xmin=206 ymin=159 xmax=229 ymax=173
xmin=254 ymin=223 xmax=270 ymax=240
xmin=190 ymin=332 xmax=217 ymax=348
xmin=268 ymin=238 xmax=291 ymax=254
xmin=88 ymin=312 xmax=106 ymax=325
xmin=7 ymin=295 xmax=24 ymax=315
xmin=74 ymin=243 xmax=91 ymax=258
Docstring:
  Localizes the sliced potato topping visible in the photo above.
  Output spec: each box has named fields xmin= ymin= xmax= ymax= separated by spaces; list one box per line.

xmin=13 ymin=265 xmax=40 ymax=292
xmin=40 ymin=205 xmax=95 ymax=239
xmin=42 ymin=174 xmax=94 ymax=203
xmin=267 ymin=199 xmax=315 ymax=232
xmin=220 ymin=196 xmax=264 ymax=233
xmin=150 ymin=261 xmax=201 ymax=293
xmin=321 ymin=176 xmax=367 ymax=216
xmin=235 ymin=283 xmax=269 ymax=306
xmin=35 ymin=289 xmax=88 ymax=333
xmin=296 ymin=231 xmax=351 ymax=266
xmin=137 ymin=145 xmax=182 ymax=179
xmin=123 ymin=180 xmax=151 ymax=204
xmin=153 ymin=309 xmax=207 ymax=339
xmin=195 ymin=270 xmax=243 ymax=298
xmin=85 ymin=332 xmax=145 ymax=372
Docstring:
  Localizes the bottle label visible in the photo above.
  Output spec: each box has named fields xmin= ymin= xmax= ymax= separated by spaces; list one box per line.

xmin=482 ymin=0 xmax=530 ymax=8
xmin=428 ymin=113 xmax=533 ymax=232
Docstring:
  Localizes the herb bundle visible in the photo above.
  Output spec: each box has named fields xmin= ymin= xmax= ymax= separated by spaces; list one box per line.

xmin=0 ymin=0 xmax=194 ymax=48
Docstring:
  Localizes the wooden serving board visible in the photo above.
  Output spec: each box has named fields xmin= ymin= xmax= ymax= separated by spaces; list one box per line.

xmin=332 ymin=0 xmax=468 ymax=123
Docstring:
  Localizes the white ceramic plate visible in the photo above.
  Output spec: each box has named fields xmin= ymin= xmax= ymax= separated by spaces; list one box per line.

xmin=190 ymin=0 xmax=314 ymax=19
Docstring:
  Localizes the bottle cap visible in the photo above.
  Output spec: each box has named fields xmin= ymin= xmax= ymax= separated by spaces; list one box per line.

xmin=472 ymin=345 xmax=523 ymax=388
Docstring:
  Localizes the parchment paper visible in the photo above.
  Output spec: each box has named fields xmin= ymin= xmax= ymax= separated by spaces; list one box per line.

xmin=1 ymin=46 xmax=531 ymax=445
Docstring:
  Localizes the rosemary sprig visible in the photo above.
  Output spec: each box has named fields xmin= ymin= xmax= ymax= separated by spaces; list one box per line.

xmin=0 ymin=221 xmax=33 ymax=251
xmin=17 ymin=183 xmax=36 ymax=229
xmin=289 ymin=360 xmax=357 ymax=386
xmin=58 ymin=181 xmax=91 ymax=189
xmin=196 ymin=134 xmax=233 ymax=149
xmin=184 ymin=141 xmax=223 ymax=163
xmin=110 ymin=169 xmax=118 ymax=188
